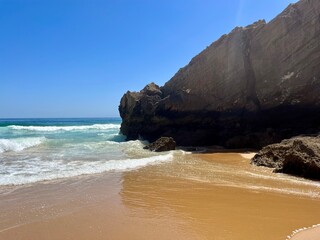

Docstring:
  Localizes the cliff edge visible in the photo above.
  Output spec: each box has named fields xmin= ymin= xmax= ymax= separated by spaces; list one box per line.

xmin=119 ymin=0 xmax=320 ymax=148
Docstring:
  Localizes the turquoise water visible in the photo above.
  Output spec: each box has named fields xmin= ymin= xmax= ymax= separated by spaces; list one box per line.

xmin=0 ymin=118 xmax=174 ymax=186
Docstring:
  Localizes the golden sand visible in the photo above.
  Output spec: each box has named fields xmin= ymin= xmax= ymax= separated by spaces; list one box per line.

xmin=0 ymin=152 xmax=319 ymax=240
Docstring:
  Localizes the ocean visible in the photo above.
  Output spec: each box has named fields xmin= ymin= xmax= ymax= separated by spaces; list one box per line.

xmin=0 ymin=118 xmax=174 ymax=186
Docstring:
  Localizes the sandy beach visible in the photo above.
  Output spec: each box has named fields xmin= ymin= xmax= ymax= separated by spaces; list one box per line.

xmin=290 ymin=225 xmax=320 ymax=240
xmin=2 ymin=0 xmax=320 ymax=239
xmin=0 ymin=152 xmax=319 ymax=240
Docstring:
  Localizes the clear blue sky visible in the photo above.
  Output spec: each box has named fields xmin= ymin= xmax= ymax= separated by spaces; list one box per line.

xmin=0 ymin=0 xmax=296 ymax=118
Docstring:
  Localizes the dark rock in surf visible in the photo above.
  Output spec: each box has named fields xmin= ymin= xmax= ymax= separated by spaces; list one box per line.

xmin=144 ymin=137 xmax=176 ymax=152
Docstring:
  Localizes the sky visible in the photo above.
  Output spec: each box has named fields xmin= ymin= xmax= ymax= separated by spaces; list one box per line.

xmin=0 ymin=0 xmax=297 ymax=118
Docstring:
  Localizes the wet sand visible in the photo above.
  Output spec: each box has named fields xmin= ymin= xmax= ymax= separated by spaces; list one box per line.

xmin=0 ymin=152 xmax=319 ymax=240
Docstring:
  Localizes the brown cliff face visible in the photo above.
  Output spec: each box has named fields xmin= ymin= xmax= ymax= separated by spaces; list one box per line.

xmin=119 ymin=0 xmax=320 ymax=148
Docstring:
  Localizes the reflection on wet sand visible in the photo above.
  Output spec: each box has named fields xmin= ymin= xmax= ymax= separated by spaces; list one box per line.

xmin=0 ymin=172 xmax=198 ymax=240
xmin=120 ymin=153 xmax=320 ymax=240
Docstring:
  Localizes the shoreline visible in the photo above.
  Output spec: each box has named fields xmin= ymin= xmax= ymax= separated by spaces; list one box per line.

xmin=288 ymin=224 xmax=320 ymax=240
xmin=0 ymin=152 xmax=319 ymax=240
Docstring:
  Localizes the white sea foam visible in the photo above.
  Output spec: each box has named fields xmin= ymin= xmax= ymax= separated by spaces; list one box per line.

xmin=0 ymin=137 xmax=46 ymax=153
xmin=0 ymin=152 xmax=174 ymax=186
xmin=8 ymin=124 xmax=120 ymax=132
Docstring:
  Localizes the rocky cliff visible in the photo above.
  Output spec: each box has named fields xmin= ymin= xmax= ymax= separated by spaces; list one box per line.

xmin=119 ymin=0 xmax=320 ymax=148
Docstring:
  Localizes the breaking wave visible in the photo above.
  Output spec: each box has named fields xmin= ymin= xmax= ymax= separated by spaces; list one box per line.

xmin=0 ymin=152 xmax=174 ymax=186
xmin=0 ymin=137 xmax=46 ymax=153
xmin=8 ymin=124 xmax=120 ymax=132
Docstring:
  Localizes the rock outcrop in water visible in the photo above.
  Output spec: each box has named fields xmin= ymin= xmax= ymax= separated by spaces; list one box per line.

xmin=143 ymin=137 xmax=176 ymax=152
xmin=252 ymin=136 xmax=320 ymax=180
xmin=119 ymin=0 xmax=320 ymax=148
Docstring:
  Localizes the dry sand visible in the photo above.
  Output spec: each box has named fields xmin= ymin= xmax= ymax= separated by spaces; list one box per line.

xmin=0 ymin=152 xmax=319 ymax=240
xmin=239 ymin=152 xmax=256 ymax=159
xmin=286 ymin=225 xmax=320 ymax=240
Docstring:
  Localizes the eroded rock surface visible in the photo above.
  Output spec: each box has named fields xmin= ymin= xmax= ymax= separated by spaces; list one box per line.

xmin=143 ymin=137 xmax=176 ymax=152
xmin=119 ymin=0 xmax=320 ymax=148
xmin=252 ymin=136 xmax=320 ymax=180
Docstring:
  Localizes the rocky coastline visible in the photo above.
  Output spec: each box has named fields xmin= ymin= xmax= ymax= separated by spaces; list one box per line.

xmin=119 ymin=0 xmax=320 ymax=179
xmin=119 ymin=0 xmax=320 ymax=149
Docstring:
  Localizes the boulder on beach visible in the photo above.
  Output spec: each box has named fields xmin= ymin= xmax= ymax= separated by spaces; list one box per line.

xmin=144 ymin=137 xmax=176 ymax=152
xmin=251 ymin=136 xmax=320 ymax=180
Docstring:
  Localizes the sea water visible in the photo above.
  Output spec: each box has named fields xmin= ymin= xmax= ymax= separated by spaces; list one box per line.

xmin=0 ymin=118 xmax=173 ymax=186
